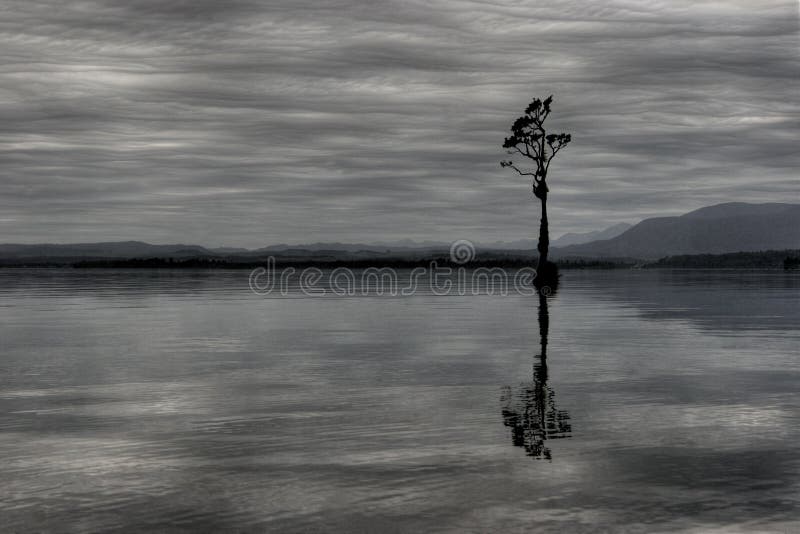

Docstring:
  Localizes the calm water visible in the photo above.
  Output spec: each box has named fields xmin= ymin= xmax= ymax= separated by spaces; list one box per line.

xmin=1 ymin=269 xmax=798 ymax=533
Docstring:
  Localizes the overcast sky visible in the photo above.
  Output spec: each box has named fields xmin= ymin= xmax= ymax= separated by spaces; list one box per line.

xmin=1 ymin=0 xmax=797 ymax=247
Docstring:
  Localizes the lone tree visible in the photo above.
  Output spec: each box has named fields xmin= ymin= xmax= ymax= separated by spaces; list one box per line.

xmin=501 ymin=95 xmax=571 ymax=289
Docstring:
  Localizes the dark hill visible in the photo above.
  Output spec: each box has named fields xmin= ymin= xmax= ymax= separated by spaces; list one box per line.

xmin=552 ymin=203 xmax=800 ymax=260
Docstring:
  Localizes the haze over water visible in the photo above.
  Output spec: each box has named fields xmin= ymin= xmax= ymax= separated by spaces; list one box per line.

xmin=1 ymin=269 xmax=798 ymax=532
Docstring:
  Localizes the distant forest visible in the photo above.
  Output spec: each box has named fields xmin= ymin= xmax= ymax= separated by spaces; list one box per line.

xmin=1 ymin=249 xmax=797 ymax=270
xmin=645 ymin=250 xmax=800 ymax=270
xmin=66 ymin=256 xmax=632 ymax=270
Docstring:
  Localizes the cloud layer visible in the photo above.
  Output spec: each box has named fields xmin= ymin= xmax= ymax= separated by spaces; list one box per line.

xmin=1 ymin=0 xmax=797 ymax=246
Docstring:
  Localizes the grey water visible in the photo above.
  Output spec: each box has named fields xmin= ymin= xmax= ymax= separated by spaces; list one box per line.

xmin=1 ymin=269 xmax=798 ymax=533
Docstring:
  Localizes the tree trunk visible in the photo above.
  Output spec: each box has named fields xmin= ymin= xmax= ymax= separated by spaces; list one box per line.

xmin=534 ymin=187 xmax=558 ymax=291
xmin=537 ymin=195 xmax=549 ymax=267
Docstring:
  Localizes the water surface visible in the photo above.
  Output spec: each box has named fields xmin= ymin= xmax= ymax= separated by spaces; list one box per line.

xmin=1 ymin=269 xmax=798 ymax=532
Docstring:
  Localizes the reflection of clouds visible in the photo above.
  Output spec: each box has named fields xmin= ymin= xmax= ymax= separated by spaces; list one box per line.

xmin=5 ymin=435 xmax=191 ymax=473
xmin=2 ymin=274 xmax=799 ymax=530
xmin=566 ymin=270 xmax=800 ymax=334
xmin=450 ymin=503 xmax=610 ymax=531
xmin=666 ymin=404 xmax=790 ymax=436
xmin=153 ymin=336 xmax=248 ymax=353
xmin=584 ymin=402 xmax=795 ymax=451
xmin=2 ymin=437 xmax=247 ymax=532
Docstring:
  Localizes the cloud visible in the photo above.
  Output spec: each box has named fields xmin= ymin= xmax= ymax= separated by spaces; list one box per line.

xmin=0 ymin=0 xmax=797 ymax=245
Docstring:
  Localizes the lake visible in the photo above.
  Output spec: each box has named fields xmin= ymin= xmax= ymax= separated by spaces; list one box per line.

xmin=1 ymin=268 xmax=798 ymax=532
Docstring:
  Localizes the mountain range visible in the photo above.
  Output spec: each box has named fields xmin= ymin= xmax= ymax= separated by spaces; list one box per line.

xmin=550 ymin=222 xmax=633 ymax=248
xmin=1 ymin=202 xmax=797 ymax=262
xmin=552 ymin=202 xmax=800 ymax=259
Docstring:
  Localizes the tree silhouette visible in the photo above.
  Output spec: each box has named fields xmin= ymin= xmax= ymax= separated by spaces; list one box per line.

xmin=501 ymin=95 xmax=571 ymax=289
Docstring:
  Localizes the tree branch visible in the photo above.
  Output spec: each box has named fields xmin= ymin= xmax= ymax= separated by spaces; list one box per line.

xmin=503 ymin=162 xmax=537 ymax=178
xmin=507 ymin=145 xmax=529 ymax=159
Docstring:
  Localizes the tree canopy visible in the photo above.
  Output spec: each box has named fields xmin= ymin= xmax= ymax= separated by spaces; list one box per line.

xmin=501 ymin=95 xmax=571 ymax=199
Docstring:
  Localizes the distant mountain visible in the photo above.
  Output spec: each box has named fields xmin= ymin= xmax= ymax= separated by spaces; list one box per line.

xmin=255 ymin=240 xmax=452 ymax=253
xmin=256 ymin=242 xmax=395 ymax=254
xmin=0 ymin=240 xmax=449 ymax=264
xmin=479 ymin=239 xmax=537 ymax=250
xmin=551 ymin=222 xmax=632 ymax=248
xmin=0 ymin=241 xmax=214 ymax=259
xmin=475 ymin=223 xmax=630 ymax=250
xmin=552 ymin=203 xmax=800 ymax=259
xmin=372 ymin=239 xmax=451 ymax=249
xmin=2 ymin=202 xmax=796 ymax=263
xmin=210 ymin=246 xmax=250 ymax=254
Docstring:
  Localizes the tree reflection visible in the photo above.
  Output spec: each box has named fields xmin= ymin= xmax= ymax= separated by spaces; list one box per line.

xmin=501 ymin=292 xmax=571 ymax=459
